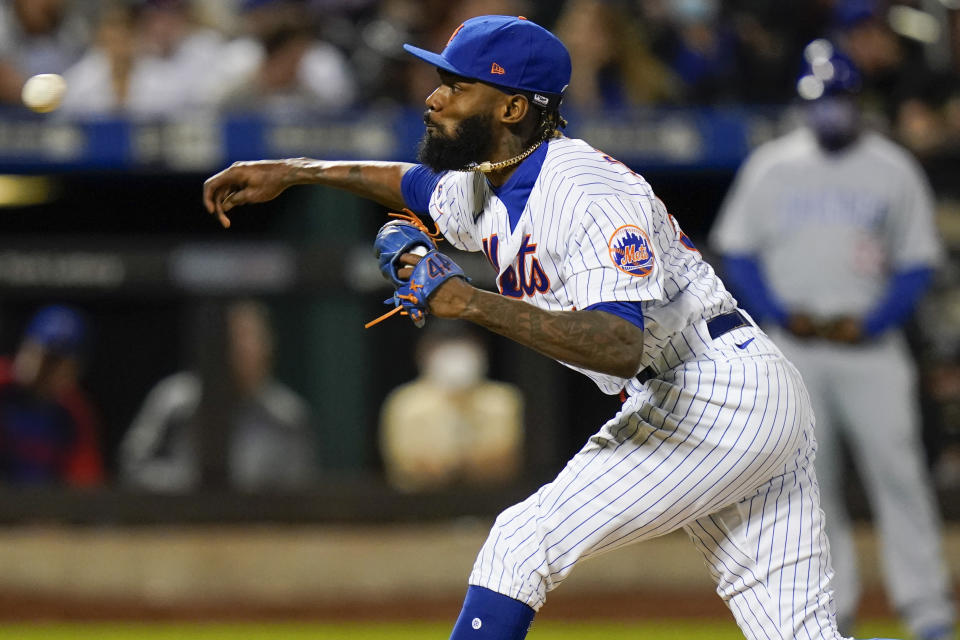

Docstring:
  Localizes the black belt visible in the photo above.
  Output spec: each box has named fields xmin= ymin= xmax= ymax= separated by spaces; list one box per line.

xmin=635 ymin=310 xmax=751 ymax=385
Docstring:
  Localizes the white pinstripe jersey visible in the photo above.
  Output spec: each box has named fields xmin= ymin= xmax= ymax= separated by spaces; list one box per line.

xmin=427 ymin=136 xmax=737 ymax=394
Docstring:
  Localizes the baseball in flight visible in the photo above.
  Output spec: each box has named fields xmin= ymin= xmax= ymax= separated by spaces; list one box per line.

xmin=21 ymin=73 xmax=67 ymax=113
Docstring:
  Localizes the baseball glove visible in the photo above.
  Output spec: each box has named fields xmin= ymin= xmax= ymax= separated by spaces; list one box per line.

xmin=366 ymin=212 xmax=469 ymax=328
xmin=373 ymin=211 xmax=442 ymax=286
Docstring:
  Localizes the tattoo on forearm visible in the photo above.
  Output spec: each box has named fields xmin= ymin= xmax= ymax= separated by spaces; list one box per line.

xmin=276 ymin=160 xmax=409 ymax=211
xmin=467 ymin=292 xmax=642 ymax=377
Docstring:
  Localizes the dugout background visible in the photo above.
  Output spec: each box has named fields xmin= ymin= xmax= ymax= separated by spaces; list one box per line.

xmin=0 ymin=162 xmax=956 ymax=520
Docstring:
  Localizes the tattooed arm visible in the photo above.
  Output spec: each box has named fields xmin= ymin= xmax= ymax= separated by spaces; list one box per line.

xmin=203 ymin=159 xmax=415 ymax=227
xmin=425 ymin=275 xmax=645 ymax=379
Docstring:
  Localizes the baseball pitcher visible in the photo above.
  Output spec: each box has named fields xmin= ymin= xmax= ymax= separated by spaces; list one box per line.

xmin=204 ymin=17 xmax=901 ymax=640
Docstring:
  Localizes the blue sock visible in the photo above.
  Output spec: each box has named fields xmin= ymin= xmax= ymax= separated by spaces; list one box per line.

xmin=449 ymin=586 xmax=536 ymax=640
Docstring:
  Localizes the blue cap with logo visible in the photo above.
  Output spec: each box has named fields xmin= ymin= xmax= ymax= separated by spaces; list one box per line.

xmin=403 ymin=15 xmax=571 ymax=110
xmin=24 ymin=305 xmax=88 ymax=356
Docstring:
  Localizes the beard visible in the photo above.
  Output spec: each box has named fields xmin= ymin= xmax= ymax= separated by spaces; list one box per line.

xmin=417 ymin=113 xmax=495 ymax=172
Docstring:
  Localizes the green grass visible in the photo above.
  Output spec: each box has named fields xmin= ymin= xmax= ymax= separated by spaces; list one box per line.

xmin=0 ymin=620 xmax=906 ymax=639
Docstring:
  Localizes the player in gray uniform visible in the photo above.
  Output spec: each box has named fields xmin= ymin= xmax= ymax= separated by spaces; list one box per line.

xmin=205 ymin=18 xmax=900 ymax=640
xmin=711 ymin=40 xmax=956 ymax=640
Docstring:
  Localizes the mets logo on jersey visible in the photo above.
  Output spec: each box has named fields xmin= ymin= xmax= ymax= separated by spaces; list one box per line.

xmin=481 ymin=233 xmax=550 ymax=298
xmin=608 ymin=225 xmax=655 ymax=277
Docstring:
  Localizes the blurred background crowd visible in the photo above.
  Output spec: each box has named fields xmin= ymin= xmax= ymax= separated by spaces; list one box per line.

xmin=0 ymin=0 xmax=958 ymax=156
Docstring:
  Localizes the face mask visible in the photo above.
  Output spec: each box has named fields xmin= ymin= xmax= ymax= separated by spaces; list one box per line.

xmin=422 ymin=342 xmax=487 ymax=390
xmin=806 ymin=97 xmax=861 ymax=150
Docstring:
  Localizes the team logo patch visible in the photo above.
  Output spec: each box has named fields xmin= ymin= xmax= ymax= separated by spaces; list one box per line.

xmin=608 ymin=225 xmax=655 ymax=277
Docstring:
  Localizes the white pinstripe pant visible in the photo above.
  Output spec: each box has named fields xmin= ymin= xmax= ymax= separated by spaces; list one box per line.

xmin=470 ymin=333 xmax=847 ymax=640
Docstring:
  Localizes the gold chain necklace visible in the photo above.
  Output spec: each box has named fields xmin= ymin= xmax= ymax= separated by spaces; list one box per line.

xmin=469 ymin=139 xmax=544 ymax=173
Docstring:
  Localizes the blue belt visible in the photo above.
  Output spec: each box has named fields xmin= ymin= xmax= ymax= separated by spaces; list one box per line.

xmin=635 ymin=310 xmax=751 ymax=385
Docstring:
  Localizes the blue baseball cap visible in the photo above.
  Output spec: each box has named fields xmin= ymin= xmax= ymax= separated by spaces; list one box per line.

xmin=24 ymin=305 xmax=87 ymax=356
xmin=403 ymin=15 xmax=571 ymax=110
xmin=796 ymin=39 xmax=861 ymax=101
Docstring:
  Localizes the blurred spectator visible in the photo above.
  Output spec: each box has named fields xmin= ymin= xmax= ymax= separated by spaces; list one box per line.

xmin=219 ymin=22 xmax=325 ymax=115
xmin=120 ymin=299 xmax=318 ymax=493
xmin=927 ymin=344 xmax=960 ymax=491
xmin=320 ymin=0 xmax=437 ymax=106
xmin=215 ymin=0 xmax=355 ymax=114
xmin=130 ymin=0 xmax=227 ymax=113
xmin=379 ymin=322 xmax=523 ymax=493
xmin=725 ymin=0 xmax=832 ymax=103
xmin=60 ymin=0 xmax=226 ymax=117
xmin=553 ymin=0 xmax=678 ymax=110
xmin=0 ymin=305 xmax=103 ymax=487
xmin=827 ymin=1 xmax=960 ymax=161
xmin=58 ymin=4 xmax=137 ymax=116
xmin=0 ymin=0 xmax=91 ymax=105
xmin=917 ymin=253 xmax=960 ymax=490
xmin=193 ymin=0 xmax=245 ymax=34
xmin=834 ymin=1 xmax=942 ymax=126
xmin=648 ymin=0 xmax=740 ymax=104
xmin=835 ymin=0 xmax=906 ymax=90
xmin=710 ymin=41 xmax=956 ymax=640
xmin=895 ymin=81 xmax=960 ymax=159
